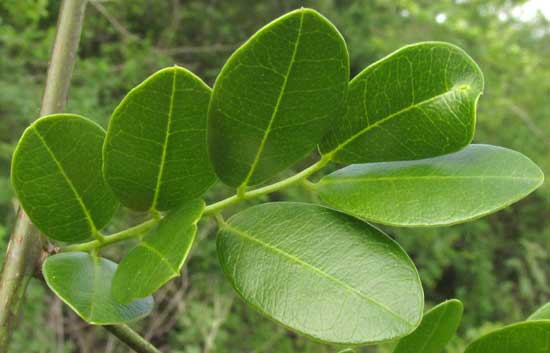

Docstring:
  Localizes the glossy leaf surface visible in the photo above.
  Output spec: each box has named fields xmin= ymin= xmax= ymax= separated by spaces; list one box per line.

xmin=464 ymin=321 xmax=550 ymax=353
xmin=320 ymin=42 xmax=484 ymax=164
xmin=208 ymin=8 xmax=349 ymax=187
xmin=217 ymin=202 xmax=423 ymax=344
xmin=528 ymin=303 xmax=550 ymax=320
xmin=104 ymin=67 xmax=215 ymax=212
xmin=112 ymin=199 xmax=204 ymax=303
xmin=11 ymin=114 xmax=118 ymax=242
xmin=43 ymin=252 xmax=153 ymax=324
xmin=393 ymin=299 xmax=463 ymax=353
xmin=317 ymin=145 xmax=544 ymax=227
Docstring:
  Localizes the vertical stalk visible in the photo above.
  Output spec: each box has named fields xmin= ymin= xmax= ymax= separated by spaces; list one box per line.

xmin=0 ymin=211 xmax=43 ymax=351
xmin=0 ymin=0 xmax=88 ymax=351
xmin=39 ymin=0 xmax=89 ymax=116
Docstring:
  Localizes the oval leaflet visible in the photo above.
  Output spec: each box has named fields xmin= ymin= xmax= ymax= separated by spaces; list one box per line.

xmin=103 ymin=66 xmax=215 ymax=212
xmin=11 ymin=114 xmax=118 ymax=243
xmin=321 ymin=42 xmax=484 ymax=164
xmin=208 ymin=8 xmax=349 ymax=188
xmin=217 ymin=202 xmax=423 ymax=344
xmin=317 ymin=144 xmax=544 ymax=227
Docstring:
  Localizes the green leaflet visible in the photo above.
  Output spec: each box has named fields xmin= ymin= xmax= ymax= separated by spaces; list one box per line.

xmin=112 ymin=199 xmax=204 ymax=303
xmin=103 ymin=66 xmax=215 ymax=212
xmin=216 ymin=202 xmax=423 ymax=345
xmin=320 ymin=42 xmax=484 ymax=164
xmin=317 ymin=144 xmax=544 ymax=227
xmin=208 ymin=8 xmax=349 ymax=188
xmin=393 ymin=299 xmax=463 ymax=353
xmin=528 ymin=303 xmax=550 ymax=320
xmin=43 ymin=252 xmax=153 ymax=325
xmin=464 ymin=321 xmax=550 ymax=353
xmin=11 ymin=114 xmax=118 ymax=242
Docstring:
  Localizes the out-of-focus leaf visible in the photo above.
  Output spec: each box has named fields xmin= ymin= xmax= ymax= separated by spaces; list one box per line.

xmin=528 ymin=303 xmax=550 ymax=320
xmin=393 ymin=299 xmax=463 ymax=353
xmin=0 ymin=177 xmax=12 ymax=203
xmin=43 ymin=252 xmax=153 ymax=324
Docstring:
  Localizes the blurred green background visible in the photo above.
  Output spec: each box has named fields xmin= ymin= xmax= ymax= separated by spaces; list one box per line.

xmin=1 ymin=0 xmax=549 ymax=352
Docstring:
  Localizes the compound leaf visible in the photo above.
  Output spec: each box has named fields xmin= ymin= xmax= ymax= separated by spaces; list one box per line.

xmin=11 ymin=114 xmax=118 ymax=243
xmin=217 ymin=202 xmax=423 ymax=345
xmin=104 ymin=66 xmax=215 ymax=212
xmin=393 ymin=299 xmax=463 ymax=353
xmin=317 ymin=144 xmax=543 ymax=227
xmin=208 ymin=8 xmax=349 ymax=188
xmin=464 ymin=321 xmax=550 ymax=353
xmin=43 ymin=252 xmax=153 ymax=325
xmin=320 ymin=42 xmax=484 ymax=163
xmin=112 ymin=199 xmax=204 ymax=303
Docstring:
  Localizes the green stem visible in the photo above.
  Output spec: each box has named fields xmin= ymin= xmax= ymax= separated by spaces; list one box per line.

xmin=63 ymin=218 xmax=158 ymax=252
xmin=203 ymin=155 xmax=331 ymax=215
xmin=64 ymin=154 xmax=331 ymax=252
xmin=214 ymin=213 xmax=226 ymax=227
xmin=104 ymin=325 xmax=163 ymax=353
xmin=301 ymin=178 xmax=316 ymax=192
xmin=0 ymin=1 xmax=88 ymax=351
xmin=92 ymin=230 xmax=106 ymax=244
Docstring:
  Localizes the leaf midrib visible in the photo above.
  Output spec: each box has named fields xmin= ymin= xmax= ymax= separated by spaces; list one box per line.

xmin=139 ymin=242 xmax=178 ymax=274
xmin=240 ymin=10 xmax=305 ymax=188
xmin=321 ymin=175 xmax=539 ymax=185
xmin=150 ymin=68 xmax=177 ymax=211
xmin=327 ymin=86 xmax=472 ymax=156
xmin=33 ymin=128 xmax=97 ymax=234
xmin=224 ymin=223 xmax=415 ymax=327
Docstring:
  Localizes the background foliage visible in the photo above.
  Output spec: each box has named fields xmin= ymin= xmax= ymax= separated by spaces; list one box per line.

xmin=1 ymin=0 xmax=549 ymax=352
